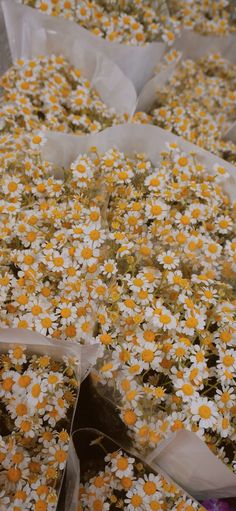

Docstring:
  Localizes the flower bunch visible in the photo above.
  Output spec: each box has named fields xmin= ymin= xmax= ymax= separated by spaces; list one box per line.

xmin=17 ymin=0 xmax=178 ymax=45
xmin=168 ymin=0 xmax=236 ymax=35
xmin=0 ymin=130 xmax=107 ymax=341
xmin=0 ymin=55 xmax=124 ymax=135
xmin=88 ymin=144 xmax=236 ymax=472
xmin=0 ymin=128 xmax=235 ymax=472
xmin=79 ymin=446 xmax=206 ymax=511
xmin=0 ymin=344 xmax=79 ymax=510
xmin=133 ymin=52 xmax=236 ymax=164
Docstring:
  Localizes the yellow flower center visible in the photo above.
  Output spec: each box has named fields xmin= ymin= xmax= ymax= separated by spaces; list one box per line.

xmin=31 ymin=383 xmax=41 ymax=398
xmin=61 ymin=307 xmax=71 ymax=318
xmin=163 ymin=255 xmax=174 ymax=264
xmin=186 ymin=317 xmax=198 ymax=328
xmin=131 ymin=495 xmax=142 ymax=507
xmin=2 ymin=377 xmax=14 ymax=391
xmin=143 ymin=330 xmax=155 ymax=342
xmin=18 ymin=375 xmax=31 ymax=388
xmin=123 ymin=410 xmax=137 ymax=426
xmin=31 ymin=305 xmax=42 ymax=316
xmin=48 ymin=374 xmax=59 ymax=385
xmin=160 ymin=314 xmax=171 ymax=325
xmin=151 ymin=205 xmax=162 ymax=216
xmin=143 ymin=481 xmax=157 ymax=496
xmin=142 ymin=349 xmax=154 ymax=363
xmin=41 ymin=317 xmax=52 ymax=328
xmin=223 ymin=354 xmax=234 ymax=367
xmin=81 ymin=247 xmax=93 ymax=259
xmin=55 ymin=449 xmax=67 ymax=463
xmin=180 ymin=214 xmax=190 ymax=225
xmin=117 ymin=457 xmax=129 ymax=470
xmin=8 ymin=181 xmax=18 ymax=192
xmin=100 ymin=333 xmax=112 ymax=345
xmin=53 ymin=256 xmax=64 ymax=267
xmin=178 ymin=157 xmax=188 ymax=167
xmin=32 ymin=135 xmax=42 ymax=144
xmin=35 ymin=501 xmax=47 ymax=511
xmin=16 ymin=403 xmax=28 ymax=416
xmin=208 ymin=243 xmax=217 ymax=254
xmin=199 ymin=405 xmax=211 ymax=419
xmin=182 ymin=383 xmax=193 ymax=396
xmin=7 ymin=467 xmax=22 ymax=482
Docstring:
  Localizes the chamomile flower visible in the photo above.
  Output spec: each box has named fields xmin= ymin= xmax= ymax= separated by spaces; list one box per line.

xmin=190 ymin=397 xmax=219 ymax=429
xmin=158 ymin=250 xmax=180 ymax=269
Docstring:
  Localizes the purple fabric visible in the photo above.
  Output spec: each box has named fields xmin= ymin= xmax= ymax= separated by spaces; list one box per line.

xmin=202 ymin=500 xmax=232 ymax=511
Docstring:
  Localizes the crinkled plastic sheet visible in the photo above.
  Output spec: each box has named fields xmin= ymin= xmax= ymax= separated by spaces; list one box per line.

xmin=0 ymin=328 xmax=99 ymax=511
xmin=1 ymin=0 xmax=137 ymax=116
xmin=2 ymin=0 xmax=166 ymax=95
xmin=40 ymin=124 xmax=236 ymax=500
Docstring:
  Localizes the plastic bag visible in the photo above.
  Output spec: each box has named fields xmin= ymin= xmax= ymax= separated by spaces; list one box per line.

xmin=0 ymin=328 xmax=99 ymax=511
xmin=146 ymin=430 xmax=236 ymax=501
xmin=40 ymin=124 xmax=236 ymax=500
xmin=3 ymin=0 xmax=167 ymax=95
xmin=137 ymin=30 xmax=236 ymax=117
xmin=1 ymin=0 xmax=137 ymax=116
xmin=73 ymin=427 xmax=206 ymax=511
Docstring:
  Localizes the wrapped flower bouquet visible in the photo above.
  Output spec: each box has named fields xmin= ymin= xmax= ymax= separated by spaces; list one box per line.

xmin=0 ymin=331 xmax=81 ymax=511
xmin=75 ymin=428 xmax=206 ymax=511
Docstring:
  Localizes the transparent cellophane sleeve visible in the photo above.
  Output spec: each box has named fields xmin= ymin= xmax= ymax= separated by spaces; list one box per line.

xmin=0 ymin=328 xmax=99 ymax=511
xmin=40 ymin=123 xmax=236 ymax=500
xmin=1 ymin=0 xmax=137 ymax=117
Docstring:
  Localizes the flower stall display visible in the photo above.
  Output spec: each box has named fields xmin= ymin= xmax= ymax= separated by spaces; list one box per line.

xmin=75 ymin=428 xmax=206 ymax=511
xmin=0 ymin=329 xmax=81 ymax=511
xmin=38 ymin=124 xmax=236 ymax=498
xmin=0 ymin=55 xmax=126 ymax=135
xmin=1 ymin=0 xmax=236 ymax=506
xmin=133 ymin=48 xmax=236 ymax=165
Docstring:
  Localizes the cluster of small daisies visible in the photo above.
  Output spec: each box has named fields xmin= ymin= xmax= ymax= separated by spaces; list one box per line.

xmin=168 ymin=0 xmax=236 ymax=35
xmin=0 ymin=344 xmax=78 ymax=510
xmin=0 ymin=55 xmax=124 ymax=135
xmin=0 ymin=130 xmax=108 ymax=341
xmin=0 ymin=129 xmax=236 ymax=475
xmin=16 ymin=0 xmax=178 ymax=45
xmin=133 ymin=52 xmax=236 ymax=164
xmin=89 ymin=144 xmax=236 ymax=472
xmin=78 ymin=446 xmax=206 ymax=511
